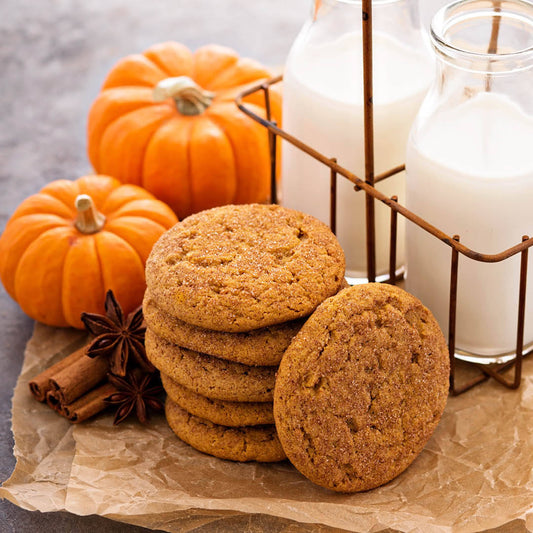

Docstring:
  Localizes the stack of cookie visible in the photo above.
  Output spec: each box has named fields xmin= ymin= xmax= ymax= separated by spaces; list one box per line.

xmin=143 ymin=203 xmax=345 ymax=462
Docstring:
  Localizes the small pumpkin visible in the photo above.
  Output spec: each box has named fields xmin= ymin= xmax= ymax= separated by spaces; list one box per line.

xmin=87 ymin=42 xmax=281 ymax=220
xmin=0 ymin=175 xmax=178 ymax=329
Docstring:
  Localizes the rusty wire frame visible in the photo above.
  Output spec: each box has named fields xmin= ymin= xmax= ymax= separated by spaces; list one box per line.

xmin=236 ymin=0 xmax=532 ymax=395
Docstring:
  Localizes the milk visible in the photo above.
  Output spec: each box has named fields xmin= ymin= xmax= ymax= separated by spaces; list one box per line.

xmin=406 ymin=91 xmax=533 ymax=358
xmin=281 ymin=30 xmax=432 ymax=279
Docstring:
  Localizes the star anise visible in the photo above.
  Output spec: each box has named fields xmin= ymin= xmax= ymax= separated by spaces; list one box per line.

xmin=81 ymin=290 xmax=154 ymax=377
xmin=106 ymin=370 xmax=164 ymax=425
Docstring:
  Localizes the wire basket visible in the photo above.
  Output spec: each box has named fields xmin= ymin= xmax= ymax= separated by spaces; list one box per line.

xmin=236 ymin=0 xmax=532 ymax=395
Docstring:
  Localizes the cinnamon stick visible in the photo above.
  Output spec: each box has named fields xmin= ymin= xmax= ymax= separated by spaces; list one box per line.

xmin=29 ymin=346 xmax=86 ymax=401
xmin=46 ymin=389 xmax=63 ymax=412
xmin=49 ymin=353 xmax=109 ymax=405
xmin=62 ymin=382 xmax=118 ymax=423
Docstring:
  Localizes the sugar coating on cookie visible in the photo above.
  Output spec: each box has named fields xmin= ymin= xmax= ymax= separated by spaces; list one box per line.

xmin=165 ymin=399 xmax=286 ymax=462
xmin=143 ymin=292 xmax=304 ymax=366
xmin=161 ymin=373 xmax=274 ymax=427
xmin=274 ymin=283 xmax=450 ymax=493
xmin=145 ymin=204 xmax=345 ymax=332
xmin=145 ymin=329 xmax=276 ymax=402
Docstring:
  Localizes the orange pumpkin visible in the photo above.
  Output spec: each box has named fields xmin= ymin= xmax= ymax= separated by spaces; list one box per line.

xmin=87 ymin=42 xmax=281 ymax=220
xmin=0 ymin=175 xmax=178 ymax=329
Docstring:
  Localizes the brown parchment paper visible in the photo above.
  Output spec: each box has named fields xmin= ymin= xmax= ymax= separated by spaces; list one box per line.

xmin=1 ymin=323 xmax=533 ymax=533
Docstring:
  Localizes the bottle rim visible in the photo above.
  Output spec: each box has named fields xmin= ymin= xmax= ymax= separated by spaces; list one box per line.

xmin=430 ymin=0 xmax=533 ymax=72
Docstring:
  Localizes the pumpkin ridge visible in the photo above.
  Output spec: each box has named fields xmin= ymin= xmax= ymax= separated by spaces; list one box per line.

xmin=8 ymin=193 xmax=76 ymax=221
xmin=42 ymin=192 xmax=78 ymax=218
xmin=135 ymin=111 xmax=177 ymax=185
xmin=0 ymin=215 xmax=70 ymax=298
xmin=105 ymin=216 xmax=167 ymax=264
xmin=207 ymin=58 xmax=272 ymax=91
xmin=97 ymin=103 xmax=173 ymax=151
xmin=106 ymin=199 xmax=177 ymax=228
xmin=92 ymin=228 xmax=109 ymax=301
xmin=215 ymin=81 xmax=274 ymax=107
xmin=188 ymin=116 xmax=237 ymax=214
xmin=51 ymin=194 xmax=78 ymax=213
xmin=100 ymin=184 xmax=155 ymax=214
xmin=204 ymin=113 xmax=240 ymax=204
xmin=13 ymin=226 xmax=75 ymax=327
xmin=88 ymin=87 xmax=155 ymax=169
xmin=192 ymin=45 xmax=239 ymax=90
xmin=76 ymin=175 xmax=121 ymax=209
xmin=3 ymin=211 xmax=70 ymax=231
xmin=101 ymin=54 xmax=168 ymax=90
xmin=60 ymin=231 xmax=73 ymax=324
xmin=206 ymin=108 xmax=270 ymax=205
xmin=143 ymin=54 xmax=174 ymax=77
xmin=98 ymin=105 xmax=175 ymax=185
xmin=60 ymin=234 xmax=77 ymax=326
xmin=143 ymin=42 xmax=194 ymax=78
xmin=185 ymin=118 xmax=194 ymax=213
xmin=186 ymin=119 xmax=193 ymax=214
xmin=91 ymin=230 xmax=107 ymax=321
xmin=141 ymin=115 xmax=194 ymax=219
xmin=40 ymin=180 xmax=81 ymax=212
xmin=94 ymin=231 xmax=146 ymax=317
xmin=107 ymin=215 xmax=166 ymax=231
xmin=61 ymin=235 xmax=105 ymax=327
xmin=140 ymin=53 xmax=168 ymax=77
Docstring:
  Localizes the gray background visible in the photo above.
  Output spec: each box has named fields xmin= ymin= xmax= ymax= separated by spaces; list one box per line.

xmin=2 ymin=1 xmax=526 ymax=532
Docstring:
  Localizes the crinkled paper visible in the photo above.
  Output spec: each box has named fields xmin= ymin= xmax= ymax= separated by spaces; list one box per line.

xmin=1 ymin=323 xmax=532 ymax=532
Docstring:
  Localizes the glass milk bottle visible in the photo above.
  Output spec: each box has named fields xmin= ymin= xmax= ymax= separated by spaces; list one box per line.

xmin=406 ymin=0 xmax=533 ymax=362
xmin=281 ymin=0 xmax=433 ymax=282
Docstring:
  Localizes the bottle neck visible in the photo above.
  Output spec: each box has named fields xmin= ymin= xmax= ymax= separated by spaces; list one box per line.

xmin=409 ymin=0 xmax=533 ymax=178
xmin=430 ymin=0 xmax=533 ymax=77
xmin=310 ymin=0 xmax=424 ymax=46
xmin=287 ymin=0 xmax=432 ymax=104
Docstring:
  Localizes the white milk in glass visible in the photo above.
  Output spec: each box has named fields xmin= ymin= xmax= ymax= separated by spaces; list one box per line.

xmin=282 ymin=30 xmax=432 ymax=280
xmin=406 ymin=92 xmax=533 ymax=357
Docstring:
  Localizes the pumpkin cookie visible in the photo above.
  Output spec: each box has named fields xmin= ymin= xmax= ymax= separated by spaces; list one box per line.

xmin=165 ymin=399 xmax=286 ymax=462
xmin=161 ymin=374 xmax=274 ymax=427
xmin=145 ymin=204 xmax=345 ymax=332
xmin=143 ymin=292 xmax=304 ymax=366
xmin=146 ymin=329 xmax=275 ymax=402
xmin=274 ymin=283 xmax=449 ymax=493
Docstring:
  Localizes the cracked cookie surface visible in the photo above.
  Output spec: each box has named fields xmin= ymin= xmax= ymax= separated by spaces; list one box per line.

xmin=165 ymin=399 xmax=286 ymax=462
xmin=273 ymin=283 xmax=449 ymax=493
xmin=145 ymin=204 xmax=345 ymax=332
xmin=162 ymin=374 xmax=274 ymax=427
xmin=146 ymin=329 xmax=276 ymax=402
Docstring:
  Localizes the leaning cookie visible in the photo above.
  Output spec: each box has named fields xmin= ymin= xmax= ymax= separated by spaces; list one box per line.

xmin=143 ymin=292 xmax=304 ymax=367
xmin=274 ymin=283 xmax=449 ymax=493
xmin=145 ymin=204 xmax=346 ymax=332
xmin=161 ymin=374 xmax=274 ymax=427
xmin=165 ymin=399 xmax=286 ymax=462
xmin=146 ymin=329 xmax=276 ymax=402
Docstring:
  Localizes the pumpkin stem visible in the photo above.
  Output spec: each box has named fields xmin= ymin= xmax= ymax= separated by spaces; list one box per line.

xmin=75 ymin=194 xmax=106 ymax=234
xmin=153 ymin=76 xmax=215 ymax=116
